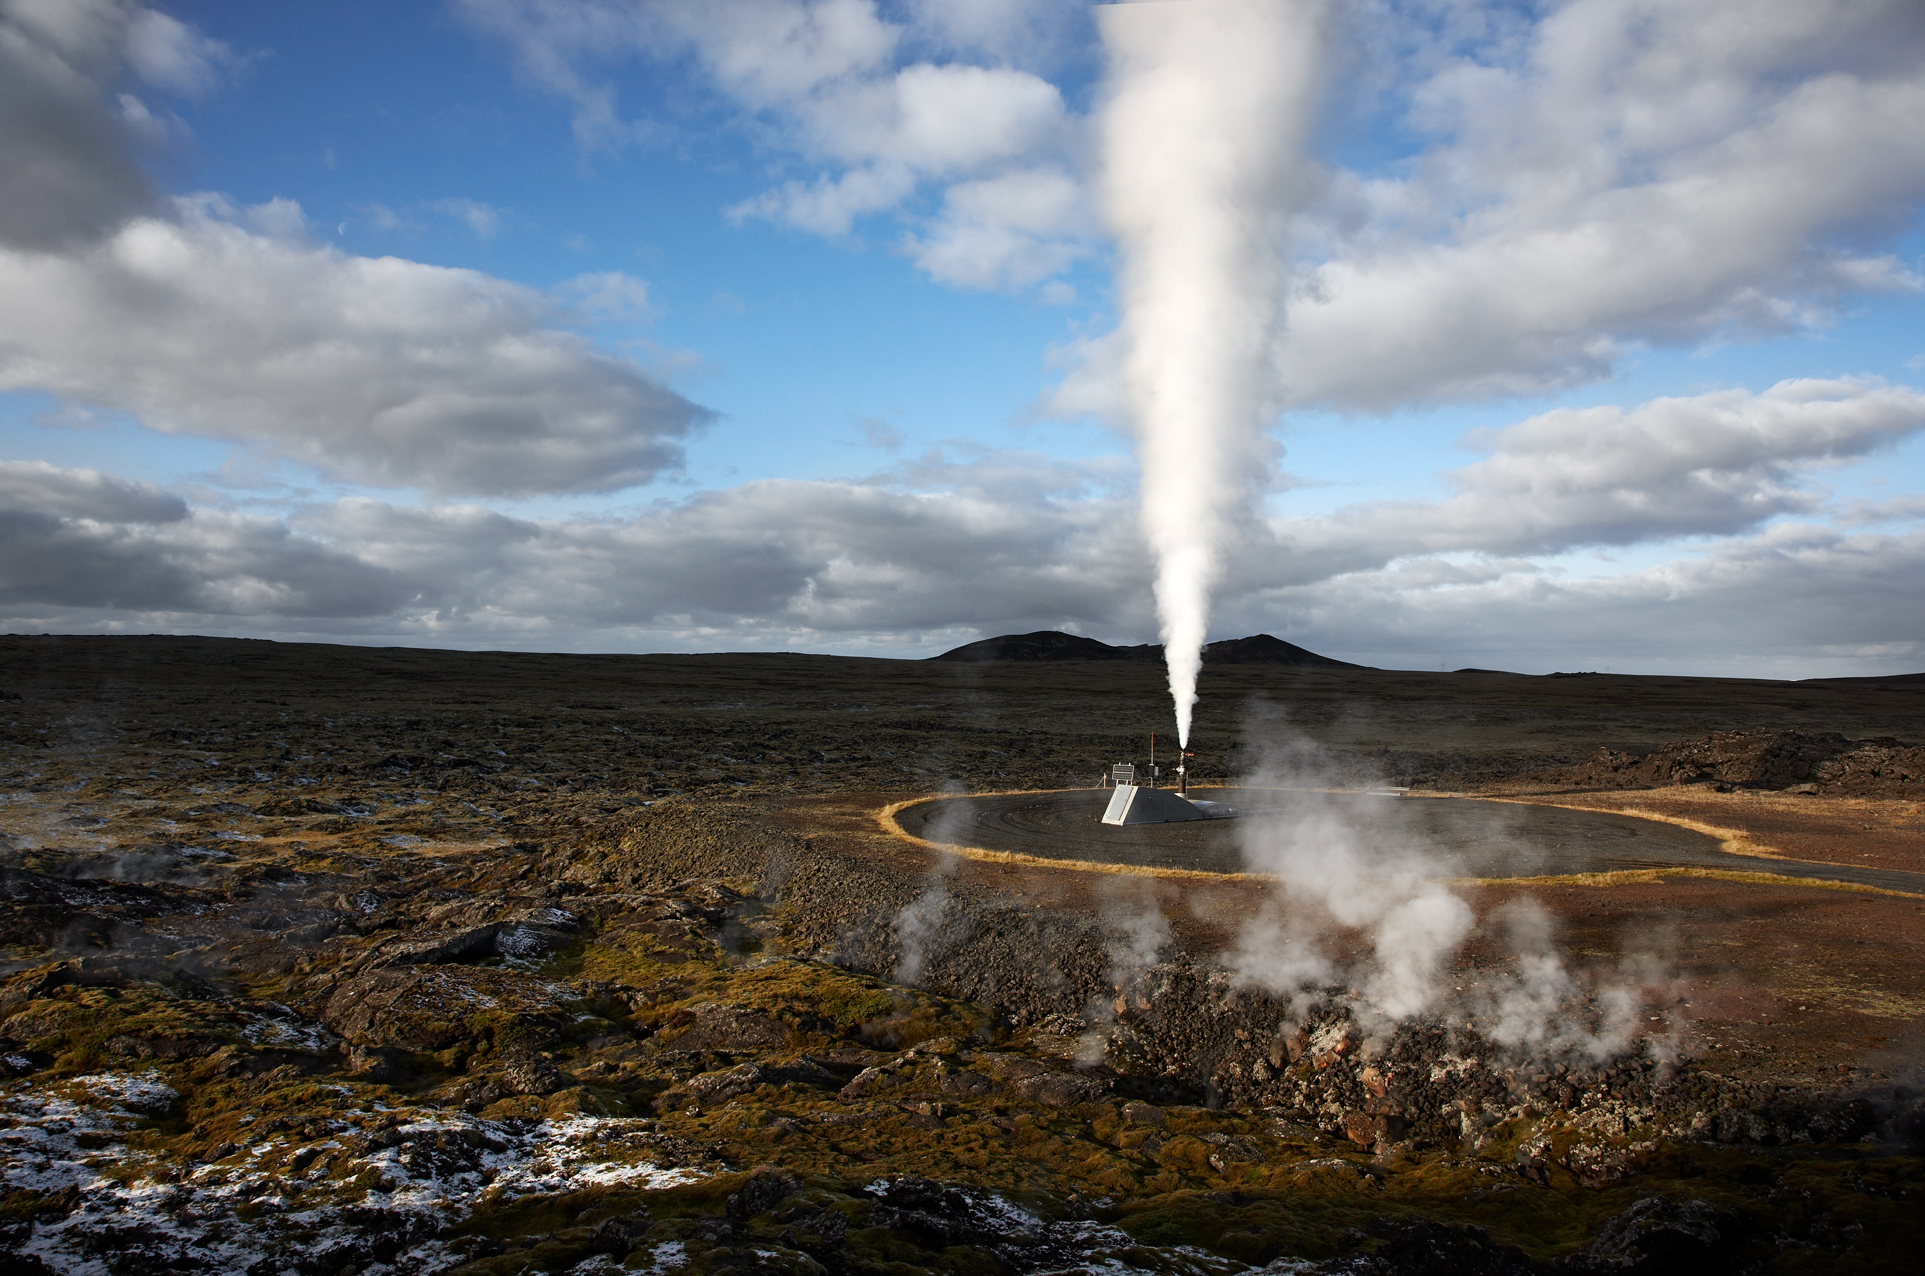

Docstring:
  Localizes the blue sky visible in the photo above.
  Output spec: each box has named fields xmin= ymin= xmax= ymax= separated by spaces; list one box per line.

xmin=2 ymin=0 xmax=1923 ymax=676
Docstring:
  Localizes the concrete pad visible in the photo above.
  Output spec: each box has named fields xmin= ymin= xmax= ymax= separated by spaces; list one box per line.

xmin=1102 ymin=784 xmax=1206 ymax=825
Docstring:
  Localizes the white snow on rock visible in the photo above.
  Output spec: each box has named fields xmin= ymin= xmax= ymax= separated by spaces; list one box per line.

xmin=0 ymin=1079 xmax=704 ymax=1275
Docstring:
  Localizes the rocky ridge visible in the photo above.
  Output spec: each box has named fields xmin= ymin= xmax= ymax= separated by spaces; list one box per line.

xmin=1509 ymin=728 xmax=1925 ymax=799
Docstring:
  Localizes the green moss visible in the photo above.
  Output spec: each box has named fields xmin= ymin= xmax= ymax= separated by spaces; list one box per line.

xmin=727 ymin=962 xmax=895 ymax=1029
xmin=466 ymin=1009 xmax=528 ymax=1051
xmin=576 ymin=930 xmax=682 ymax=986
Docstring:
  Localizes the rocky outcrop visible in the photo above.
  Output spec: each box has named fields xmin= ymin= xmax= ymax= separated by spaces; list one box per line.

xmin=306 ymin=964 xmax=581 ymax=1052
xmin=1528 ymin=728 xmax=1923 ymax=796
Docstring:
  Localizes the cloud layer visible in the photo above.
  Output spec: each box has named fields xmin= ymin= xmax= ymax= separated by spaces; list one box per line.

xmin=5 ymin=380 xmax=1920 ymax=673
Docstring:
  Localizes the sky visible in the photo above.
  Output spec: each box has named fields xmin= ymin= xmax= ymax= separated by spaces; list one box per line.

xmin=1 ymin=0 xmax=1923 ymax=678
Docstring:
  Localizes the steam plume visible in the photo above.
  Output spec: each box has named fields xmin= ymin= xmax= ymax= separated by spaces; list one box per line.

xmin=1230 ymin=714 xmax=1682 ymax=1062
xmin=1096 ymin=0 xmax=1324 ymax=744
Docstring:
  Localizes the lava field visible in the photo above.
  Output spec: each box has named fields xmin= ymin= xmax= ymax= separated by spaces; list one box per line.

xmin=0 ymin=634 xmax=1920 ymax=1275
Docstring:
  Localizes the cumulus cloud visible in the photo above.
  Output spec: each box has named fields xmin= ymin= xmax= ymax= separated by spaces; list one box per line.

xmin=716 ymin=54 xmax=1076 ymax=244
xmin=464 ymin=0 xmax=1925 ymax=388
xmin=553 ymin=270 xmax=659 ymax=324
xmin=1274 ymin=0 xmax=1925 ymax=408
xmin=0 ymin=1 xmax=710 ymax=498
xmin=5 ymin=1 xmax=1922 ymax=673
xmin=122 ymin=5 xmax=236 ymax=96
xmin=459 ymin=0 xmax=1094 ymax=287
xmin=903 ymin=0 xmax=1083 ymax=63
xmin=1277 ymin=378 xmax=1925 ymax=574
xmin=726 ymin=163 xmax=916 ymax=237
xmin=0 ymin=196 xmax=710 ymax=496
xmin=1235 ymin=522 xmax=1925 ymax=676
xmin=7 ymin=374 xmax=1921 ymax=672
xmin=0 ymin=459 xmax=406 ymax=616
xmin=905 ymin=166 xmax=1090 ymax=289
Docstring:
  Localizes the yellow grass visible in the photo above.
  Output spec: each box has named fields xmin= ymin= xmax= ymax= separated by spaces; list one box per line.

xmin=1446 ymin=865 xmax=1922 ymax=899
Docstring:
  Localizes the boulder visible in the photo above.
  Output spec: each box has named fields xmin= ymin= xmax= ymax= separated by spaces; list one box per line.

xmin=310 ymin=966 xmax=576 ymax=1052
xmin=685 ymin=1062 xmax=771 ymax=1104
xmin=1564 ymin=1197 xmax=1731 ymax=1273
xmin=658 ymin=1003 xmax=793 ymax=1054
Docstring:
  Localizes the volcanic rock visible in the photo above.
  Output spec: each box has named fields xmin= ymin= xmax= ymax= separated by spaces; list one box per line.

xmin=1563 ymin=1197 xmax=1732 ymax=1273
xmin=657 ymin=1003 xmax=794 ymax=1054
xmin=726 ymin=1166 xmax=803 ymax=1220
xmin=1318 ymin=1217 xmax=1540 ymax=1275
xmin=308 ymin=965 xmax=575 ymax=1051
xmin=1534 ymin=727 xmax=1923 ymax=797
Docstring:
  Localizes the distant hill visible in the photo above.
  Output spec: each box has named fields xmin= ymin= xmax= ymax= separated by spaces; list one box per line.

xmin=931 ymin=630 xmax=1358 ymax=667
xmin=929 ymin=630 xmax=1157 ymax=662
xmin=1799 ymin=672 xmax=1925 ymax=686
xmin=1200 ymin=634 xmax=1360 ymax=667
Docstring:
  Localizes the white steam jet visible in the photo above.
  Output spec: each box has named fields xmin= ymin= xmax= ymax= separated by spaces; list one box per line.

xmin=1096 ymin=0 xmax=1326 ymax=747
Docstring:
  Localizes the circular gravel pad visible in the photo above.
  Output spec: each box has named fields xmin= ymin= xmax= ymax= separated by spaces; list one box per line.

xmin=892 ymin=790 xmax=1913 ymax=888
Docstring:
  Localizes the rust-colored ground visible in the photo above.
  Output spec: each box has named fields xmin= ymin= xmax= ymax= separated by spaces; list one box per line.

xmin=1480 ymin=786 xmax=1925 ymax=874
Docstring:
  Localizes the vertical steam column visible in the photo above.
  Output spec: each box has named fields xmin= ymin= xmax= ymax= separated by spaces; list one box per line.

xmin=1096 ymin=0 xmax=1326 ymax=748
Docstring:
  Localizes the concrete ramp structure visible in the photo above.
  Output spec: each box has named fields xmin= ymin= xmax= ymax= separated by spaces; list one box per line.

xmin=1102 ymin=784 xmax=1207 ymax=825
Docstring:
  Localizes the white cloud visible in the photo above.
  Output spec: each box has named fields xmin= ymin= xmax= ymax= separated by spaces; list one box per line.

xmin=4 ymin=2 xmax=705 ymax=500
xmin=5 ymin=1 xmax=1922 ymax=679
xmin=459 ymin=0 xmax=1925 ymax=367
xmin=0 ymin=461 xmax=406 ymax=617
xmin=1232 ymin=523 xmax=1925 ymax=677
xmin=872 ymin=62 xmax=1068 ymax=172
xmin=459 ymin=0 xmax=1093 ymax=290
xmin=906 ymin=166 xmax=1091 ymax=289
xmin=0 ymin=197 xmax=710 ymax=496
xmin=661 ymin=0 xmax=899 ymax=108
xmin=726 ymin=162 xmax=915 ymax=237
xmin=1833 ymin=493 xmax=1925 ymax=527
xmin=1279 ymin=378 xmax=1925 ymax=571
xmin=1274 ymin=0 xmax=1925 ymax=408
xmin=724 ymin=59 xmax=1074 ymax=239
xmin=0 ymin=452 xmax=1145 ymax=640
xmin=431 ymin=196 xmax=504 ymax=240
xmin=552 ymin=270 xmax=658 ymax=324
xmin=902 ymin=0 xmax=1084 ymax=63
xmin=451 ymin=0 xmax=900 ymax=147
xmin=123 ymin=6 xmax=236 ymax=96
